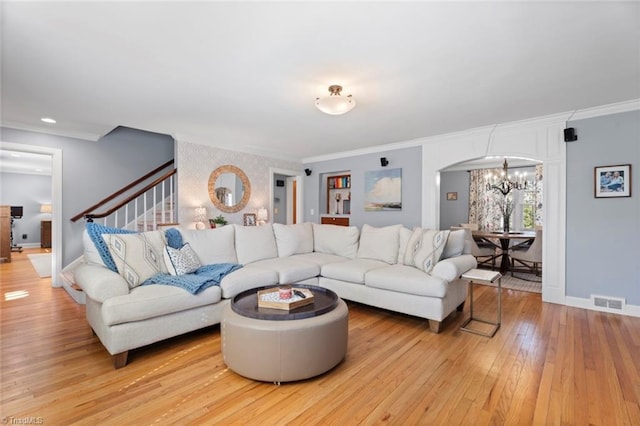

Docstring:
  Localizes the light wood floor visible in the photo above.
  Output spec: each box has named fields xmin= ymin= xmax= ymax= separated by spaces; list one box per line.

xmin=1 ymin=249 xmax=639 ymax=425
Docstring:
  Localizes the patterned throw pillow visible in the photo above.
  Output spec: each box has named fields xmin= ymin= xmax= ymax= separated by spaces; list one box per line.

xmin=406 ymin=228 xmax=450 ymax=273
xmin=164 ymin=243 xmax=202 ymax=275
xmin=103 ymin=230 xmax=168 ymax=289
xmin=86 ymin=222 xmax=137 ymax=272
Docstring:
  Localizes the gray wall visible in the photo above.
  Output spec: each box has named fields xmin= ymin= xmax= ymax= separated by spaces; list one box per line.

xmin=303 ymin=146 xmax=422 ymax=229
xmin=0 ymin=172 xmax=52 ymax=246
xmin=439 ymin=170 xmax=470 ymax=230
xmin=0 ymin=126 xmax=175 ymax=266
xmin=566 ymin=110 xmax=640 ymax=305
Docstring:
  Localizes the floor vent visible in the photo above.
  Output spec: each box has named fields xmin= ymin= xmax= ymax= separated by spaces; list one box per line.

xmin=592 ymin=295 xmax=625 ymax=312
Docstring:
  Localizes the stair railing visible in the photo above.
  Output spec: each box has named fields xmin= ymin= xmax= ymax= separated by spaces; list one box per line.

xmin=70 ymin=160 xmax=177 ymax=230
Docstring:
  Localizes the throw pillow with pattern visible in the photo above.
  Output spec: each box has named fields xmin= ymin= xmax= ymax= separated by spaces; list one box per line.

xmin=103 ymin=230 xmax=168 ymax=289
xmin=164 ymin=243 xmax=202 ymax=275
xmin=409 ymin=229 xmax=450 ymax=273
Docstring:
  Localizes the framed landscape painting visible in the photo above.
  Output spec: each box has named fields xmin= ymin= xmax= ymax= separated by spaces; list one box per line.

xmin=594 ymin=164 xmax=631 ymax=198
xmin=364 ymin=168 xmax=402 ymax=211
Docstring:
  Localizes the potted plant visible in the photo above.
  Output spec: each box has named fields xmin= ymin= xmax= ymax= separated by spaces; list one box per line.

xmin=209 ymin=215 xmax=228 ymax=228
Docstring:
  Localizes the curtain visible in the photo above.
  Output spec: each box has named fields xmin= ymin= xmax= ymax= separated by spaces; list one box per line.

xmin=468 ymin=167 xmax=505 ymax=230
xmin=534 ymin=164 xmax=543 ymax=226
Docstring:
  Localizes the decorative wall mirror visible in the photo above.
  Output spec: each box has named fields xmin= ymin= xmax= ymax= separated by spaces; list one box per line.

xmin=208 ymin=165 xmax=251 ymax=213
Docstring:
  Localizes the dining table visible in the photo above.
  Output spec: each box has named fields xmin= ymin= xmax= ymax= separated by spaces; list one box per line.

xmin=471 ymin=229 xmax=536 ymax=273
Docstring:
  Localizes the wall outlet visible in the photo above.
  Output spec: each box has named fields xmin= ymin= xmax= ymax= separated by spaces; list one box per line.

xmin=22 ymin=234 xmax=27 ymax=239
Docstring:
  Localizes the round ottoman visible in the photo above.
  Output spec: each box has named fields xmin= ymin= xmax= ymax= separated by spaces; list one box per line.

xmin=221 ymin=298 xmax=348 ymax=383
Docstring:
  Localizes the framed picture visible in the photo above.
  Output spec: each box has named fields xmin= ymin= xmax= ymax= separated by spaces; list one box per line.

xmin=243 ymin=213 xmax=256 ymax=226
xmin=446 ymin=192 xmax=458 ymax=201
xmin=595 ymin=164 xmax=631 ymax=198
xmin=364 ymin=168 xmax=402 ymax=211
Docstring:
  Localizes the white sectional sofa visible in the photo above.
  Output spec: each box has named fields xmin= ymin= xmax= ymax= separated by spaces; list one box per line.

xmin=75 ymin=222 xmax=476 ymax=368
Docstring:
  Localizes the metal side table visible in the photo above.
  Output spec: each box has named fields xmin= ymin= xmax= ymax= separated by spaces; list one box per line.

xmin=460 ymin=269 xmax=502 ymax=337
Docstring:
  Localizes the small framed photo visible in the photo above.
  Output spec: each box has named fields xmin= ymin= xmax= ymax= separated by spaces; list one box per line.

xmin=446 ymin=192 xmax=458 ymax=201
xmin=243 ymin=213 xmax=256 ymax=226
xmin=595 ymin=164 xmax=631 ymax=198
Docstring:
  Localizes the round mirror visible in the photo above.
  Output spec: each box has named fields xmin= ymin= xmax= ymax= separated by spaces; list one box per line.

xmin=208 ymin=165 xmax=251 ymax=213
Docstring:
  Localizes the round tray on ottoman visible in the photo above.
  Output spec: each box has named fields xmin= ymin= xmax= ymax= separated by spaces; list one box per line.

xmin=222 ymin=285 xmax=348 ymax=384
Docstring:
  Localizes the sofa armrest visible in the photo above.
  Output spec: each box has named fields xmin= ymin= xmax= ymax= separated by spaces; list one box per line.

xmin=431 ymin=254 xmax=478 ymax=281
xmin=74 ymin=263 xmax=129 ymax=302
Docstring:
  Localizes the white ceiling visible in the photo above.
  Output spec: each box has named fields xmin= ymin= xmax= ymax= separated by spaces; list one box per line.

xmin=1 ymin=2 xmax=639 ymax=161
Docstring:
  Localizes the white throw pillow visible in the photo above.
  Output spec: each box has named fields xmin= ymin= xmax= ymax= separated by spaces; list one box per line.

xmin=411 ymin=229 xmax=450 ymax=273
xmin=442 ymin=229 xmax=466 ymax=259
xmin=164 ymin=243 xmax=202 ymax=275
xmin=312 ymin=223 xmax=360 ymax=259
xmin=103 ymin=230 xmax=168 ymax=289
xmin=396 ymin=226 xmax=413 ymax=265
xmin=357 ymin=224 xmax=402 ymax=264
xmin=179 ymin=226 xmax=237 ymax=265
xmin=273 ymin=223 xmax=314 ymax=257
xmin=235 ymin=224 xmax=278 ymax=264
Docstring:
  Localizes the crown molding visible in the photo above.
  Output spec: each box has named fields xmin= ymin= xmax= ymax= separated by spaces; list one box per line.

xmin=1 ymin=121 xmax=102 ymax=142
xmin=568 ymin=98 xmax=640 ymax=122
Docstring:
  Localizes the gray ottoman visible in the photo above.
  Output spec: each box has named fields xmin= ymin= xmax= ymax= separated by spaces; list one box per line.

xmin=221 ymin=298 xmax=348 ymax=383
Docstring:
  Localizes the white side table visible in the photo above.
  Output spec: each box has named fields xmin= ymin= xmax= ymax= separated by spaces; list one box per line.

xmin=460 ymin=269 xmax=502 ymax=337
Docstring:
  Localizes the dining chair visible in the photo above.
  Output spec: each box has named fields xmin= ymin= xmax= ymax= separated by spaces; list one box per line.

xmin=510 ymin=228 xmax=542 ymax=278
xmin=451 ymin=226 xmax=498 ymax=270
xmin=460 ymin=222 xmax=494 ymax=249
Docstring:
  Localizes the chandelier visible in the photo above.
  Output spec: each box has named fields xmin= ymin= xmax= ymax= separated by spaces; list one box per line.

xmin=315 ymin=85 xmax=356 ymax=115
xmin=485 ymin=159 xmax=530 ymax=195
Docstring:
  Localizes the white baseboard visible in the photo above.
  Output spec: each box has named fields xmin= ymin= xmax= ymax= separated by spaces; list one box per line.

xmin=565 ymin=296 xmax=640 ymax=318
xmin=15 ymin=243 xmax=41 ymax=249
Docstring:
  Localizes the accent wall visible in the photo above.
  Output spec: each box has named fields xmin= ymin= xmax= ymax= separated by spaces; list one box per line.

xmin=566 ymin=110 xmax=640 ymax=307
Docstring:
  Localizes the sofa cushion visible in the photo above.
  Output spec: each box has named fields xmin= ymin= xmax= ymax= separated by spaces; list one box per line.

xmin=312 ymin=223 xmax=360 ymax=259
xmin=365 ymin=264 xmax=449 ymax=298
xmin=442 ymin=229 xmax=466 ymax=259
xmin=413 ymin=229 xmax=449 ymax=273
xmin=179 ymin=226 xmax=238 ymax=265
xmin=396 ymin=226 xmax=412 ymax=264
xmin=163 ymin=243 xmax=202 ymax=275
xmin=321 ymin=259 xmax=388 ymax=284
xmin=250 ymin=257 xmax=320 ymax=284
xmin=289 ymin=252 xmax=349 ymax=268
xmin=235 ymin=224 xmax=278 ymax=264
xmin=273 ymin=223 xmax=314 ymax=257
xmin=357 ymin=224 xmax=402 ymax=264
xmin=103 ymin=230 xmax=168 ymax=289
xmin=102 ymin=284 xmax=222 ymax=326
xmin=219 ymin=266 xmax=279 ymax=299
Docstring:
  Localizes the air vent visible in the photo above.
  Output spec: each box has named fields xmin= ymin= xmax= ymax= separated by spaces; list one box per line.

xmin=591 ymin=295 xmax=625 ymax=312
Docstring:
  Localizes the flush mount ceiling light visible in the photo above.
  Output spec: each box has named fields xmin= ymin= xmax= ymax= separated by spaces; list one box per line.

xmin=315 ymin=85 xmax=356 ymax=115
xmin=41 ymin=117 xmax=56 ymax=124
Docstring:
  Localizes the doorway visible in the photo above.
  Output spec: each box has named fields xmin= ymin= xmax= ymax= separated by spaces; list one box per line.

xmin=0 ymin=142 xmax=62 ymax=287
xmin=270 ymin=168 xmax=303 ymax=225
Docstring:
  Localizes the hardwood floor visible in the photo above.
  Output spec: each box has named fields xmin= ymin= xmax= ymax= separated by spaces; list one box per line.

xmin=1 ymin=249 xmax=639 ymax=425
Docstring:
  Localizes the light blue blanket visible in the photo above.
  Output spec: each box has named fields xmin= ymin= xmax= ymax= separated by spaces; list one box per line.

xmin=142 ymin=263 xmax=243 ymax=294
